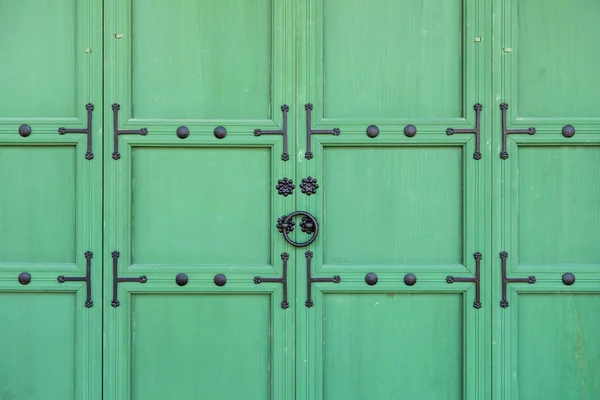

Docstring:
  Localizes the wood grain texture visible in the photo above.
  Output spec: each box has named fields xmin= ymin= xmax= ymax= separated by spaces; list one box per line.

xmin=0 ymin=1 xmax=103 ymax=399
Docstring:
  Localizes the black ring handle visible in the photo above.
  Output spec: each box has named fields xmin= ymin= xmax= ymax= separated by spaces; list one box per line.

xmin=279 ymin=211 xmax=319 ymax=248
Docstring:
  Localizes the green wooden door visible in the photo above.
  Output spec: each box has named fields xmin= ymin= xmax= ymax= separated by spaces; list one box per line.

xmin=102 ymin=0 xmax=295 ymax=398
xmin=0 ymin=1 xmax=103 ymax=399
xmin=492 ymin=1 xmax=600 ymax=398
xmin=2 ymin=1 xmax=599 ymax=399
xmin=295 ymin=0 xmax=491 ymax=399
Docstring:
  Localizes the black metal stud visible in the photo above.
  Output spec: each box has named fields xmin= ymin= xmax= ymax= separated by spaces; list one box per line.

xmin=112 ymin=104 xmax=148 ymax=160
xmin=404 ymin=125 xmax=417 ymax=137
xmin=447 ymin=103 xmax=483 ymax=160
xmin=254 ymin=105 xmax=290 ymax=161
xmin=254 ymin=253 xmax=289 ymax=309
xmin=176 ymin=273 xmax=188 ymax=287
xmin=276 ymin=178 xmax=295 ymax=196
xmin=446 ymin=252 xmax=482 ymax=309
xmin=18 ymin=124 xmax=31 ymax=137
xmin=562 ymin=273 xmax=576 ymax=286
xmin=300 ymin=177 xmax=319 ymax=196
xmin=58 ymin=103 xmax=95 ymax=159
xmin=500 ymin=251 xmax=535 ymax=308
xmin=111 ymin=251 xmax=147 ymax=307
xmin=500 ymin=103 xmax=536 ymax=159
xmin=366 ymin=125 xmax=379 ymax=138
xmin=176 ymin=126 xmax=190 ymax=139
xmin=305 ymin=251 xmax=341 ymax=307
xmin=214 ymin=126 xmax=227 ymax=139
xmin=404 ymin=273 xmax=417 ymax=286
xmin=365 ymin=272 xmax=378 ymax=286
xmin=214 ymin=274 xmax=227 ymax=287
xmin=562 ymin=125 xmax=575 ymax=138
xmin=18 ymin=272 xmax=31 ymax=285
xmin=58 ymin=251 xmax=94 ymax=307
xmin=305 ymin=104 xmax=340 ymax=159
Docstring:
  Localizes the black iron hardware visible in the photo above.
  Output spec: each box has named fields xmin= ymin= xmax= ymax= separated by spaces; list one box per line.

xmin=18 ymin=272 xmax=31 ymax=285
xmin=500 ymin=103 xmax=535 ymax=159
xmin=255 ymin=105 xmax=289 ymax=161
xmin=404 ymin=274 xmax=417 ymax=286
xmin=305 ymin=103 xmax=340 ymax=159
xmin=277 ymin=211 xmax=319 ymax=247
xmin=447 ymin=103 xmax=482 ymax=160
xmin=366 ymin=125 xmax=379 ymax=138
xmin=446 ymin=252 xmax=482 ymax=309
xmin=562 ymin=125 xmax=575 ymax=138
xmin=18 ymin=124 xmax=32 ymax=137
xmin=305 ymin=251 xmax=340 ymax=307
xmin=365 ymin=272 xmax=378 ymax=286
xmin=58 ymin=103 xmax=94 ymax=160
xmin=175 ymin=273 xmax=188 ymax=287
xmin=111 ymin=251 xmax=147 ymax=307
xmin=276 ymin=178 xmax=295 ymax=196
xmin=562 ymin=273 xmax=575 ymax=286
xmin=404 ymin=125 xmax=417 ymax=137
xmin=214 ymin=274 xmax=227 ymax=287
xmin=112 ymin=104 xmax=148 ymax=160
xmin=254 ymin=253 xmax=289 ymax=309
xmin=300 ymin=177 xmax=318 ymax=196
xmin=176 ymin=126 xmax=190 ymax=139
xmin=58 ymin=251 xmax=93 ymax=308
xmin=214 ymin=126 xmax=227 ymax=139
xmin=500 ymin=251 xmax=535 ymax=308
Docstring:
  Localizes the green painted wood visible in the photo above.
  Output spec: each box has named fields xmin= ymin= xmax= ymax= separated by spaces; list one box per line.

xmin=3 ymin=1 xmax=598 ymax=398
xmin=494 ymin=1 xmax=600 ymax=398
xmin=0 ymin=1 xmax=102 ymax=399
xmin=103 ymin=0 xmax=295 ymax=398
xmin=130 ymin=294 xmax=272 ymax=399
xmin=297 ymin=1 xmax=491 ymax=399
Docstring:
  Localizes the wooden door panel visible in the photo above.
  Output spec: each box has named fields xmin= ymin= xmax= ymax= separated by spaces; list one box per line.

xmin=319 ymin=293 xmax=464 ymax=399
xmin=0 ymin=2 xmax=102 ymax=399
xmin=130 ymin=294 xmax=273 ymax=399
xmin=103 ymin=1 xmax=296 ymax=398
xmin=494 ymin=1 xmax=600 ymax=398
xmin=298 ymin=0 xmax=491 ymax=398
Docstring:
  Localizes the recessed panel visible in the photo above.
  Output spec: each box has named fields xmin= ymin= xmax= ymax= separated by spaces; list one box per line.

xmin=517 ymin=294 xmax=600 ymax=398
xmin=516 ymin=0 xmax=600 ymax=118
xmin=0 ymin=293 xmax=76 ymax=399
xmin=518 ymin=147 xmax=600 ymax=266
xmin=132 ymin=0 xmax=272 ymax=119
xmin=323 ymin=147 xmax=463 ymax=265
xmin=322 ymin=0 xmax=463 ymax=119
xmin=0 ymin=146 xmax=76 ymax=264
xmin=323 ymin=293 xmax=463 ymax=399
xmin=131 ymin=294 xmax=270 ymax=400
xmin=132 ymin=147 xmax=271 ymax=266
xmin=0 ymin=0 xmax=77 ymax=118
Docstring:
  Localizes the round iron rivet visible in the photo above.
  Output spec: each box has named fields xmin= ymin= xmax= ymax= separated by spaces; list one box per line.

xmin=365 ymin=272 xmax=378 ymax=286
xmin=562 ymin=125 xmax=575 ymax=138
xmin=366 ymin=125 xmax=379 ymax=138
xmin=18 ymin=272 xmax=31 ymax=285
xmin=176 ymin=126 xmax=190 ymax=139
xmin=214 ymin=274 xmax=227 ymax=287
xmin=175 ymin=273 xmax=188 ymax=287
xmin=404 ymin=125 xmax=417 ymax=137
xmin=404 ymin=273 xmax=417 ymax=286
xmin=19 ymin=124 xmax=31 ymax=137
xmin=214 ymin=126 xmax=227 ymax=139
xmin=562 ymin=273 xmax=575 ymax=286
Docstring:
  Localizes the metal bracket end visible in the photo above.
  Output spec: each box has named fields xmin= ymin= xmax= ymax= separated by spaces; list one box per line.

xmin=112 ymin=104 xmax=148 ymax=160
xmin=254 ymin=105 xmax=289 ymax=161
